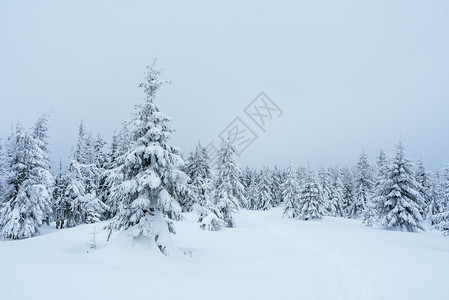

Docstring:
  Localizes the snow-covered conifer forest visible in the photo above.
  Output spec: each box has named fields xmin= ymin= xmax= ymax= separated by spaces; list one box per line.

xmin=0 ymin=61 xmax=448 ymax=299
xmin=2 ymin=1 xmax=449 ymax=298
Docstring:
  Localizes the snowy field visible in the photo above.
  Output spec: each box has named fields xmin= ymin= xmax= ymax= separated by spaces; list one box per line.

xmin=1 ymin=208 xmax=448 ymax=300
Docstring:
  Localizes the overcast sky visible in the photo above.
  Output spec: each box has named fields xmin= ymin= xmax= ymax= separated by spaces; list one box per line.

xmin=1 ymin=0 xmax=448 ymax=171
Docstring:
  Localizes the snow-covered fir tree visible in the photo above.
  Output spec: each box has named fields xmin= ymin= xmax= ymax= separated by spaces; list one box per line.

xmin=428 ymin=172 xmax=444 ymax=224
xmin=93 ymin=134 xmax=108 ymax=168
xmin=56 ymin=122 xmax=107 ymax=228
xmin=363 ymin=150 xmax=388 ymax=226
xmin=53 ymin=158 xmax=66 ymax=228
xmin=373 ymin=150 xmax=388 ymax=189
xmin=82 ymin=133 xmax=108 ymax=220
xmin=0 ymin=129 xmax=17 ymax=208
xmin=31 ymin=114 xmax=55 ymax=225
xmin=318 ymin=166 xmax=332 ymax=215
xmin=245 ymin=168 xmax=260 ymax=210
xmin=414 ymin=159 xmax=432 ymax=215
xmin=297 ymin=167 xmax=325 ymax=220
xmin=106 ymin=61 xmax=187 ymax=253
xmin=213 ymin=139 xmax=246 ymax=227
xmin=108 ymin=126 xmax=131 ymax=168
xmin=341 ymin=167 xmax=354 ymax=217
xmin=109 ymin=129 xmax=120 ymax=165
xmin=182 ymin=142 xmax=223 ymax=231
xmin=270 ymin=166 xmax=283 ymax=207
xmin=93 ymin=134 xmax=109 ymax=219
xmin=32 ymin=113 xmax=52 ymax=170
xmin=182 ymin=142 xmax=212 ymax=212
xmin=0 ymin=138 xmax=7 ymax=204
xmin=433 ymin=209 xmax=449 ymax=236
xmin=103 ymin=125 xmax=131 ymax=218
xmin=0 ymin=123 xmax=53 ymax=239
xmin=348 ymin=150 xmax=373 ymax=218
xmin=55 ymin=166 xmax=79 ymax=228
xmin=196 ymin=163 xmax=225 ymax=232
xmin=297 ymin=165 xmax=306 ymax=185
xmin=327 ymin=167 xmax=345 ymax=217
xmin=241 ymin=167 xmax=252 ymax=191
xmin=257 ymin=166 xmax=273 ymax=211
xmin=240 ymin=166 xmax=254 ymax=209
xmin=373 ymin=143 xmax=425 ymax=232
xmin=282 ymin=163 xmax=300 ymax=219
xmin=433 ymin=164 xmax=449 ymax=235
xmin=61 ymin=161 xmax=106 ymax=227
xmin=197 ymin=170 xmax=225 ymax=232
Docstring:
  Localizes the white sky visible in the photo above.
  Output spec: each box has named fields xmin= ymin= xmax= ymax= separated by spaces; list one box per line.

xmin=1 ymin=0 xmax=448 ymax=170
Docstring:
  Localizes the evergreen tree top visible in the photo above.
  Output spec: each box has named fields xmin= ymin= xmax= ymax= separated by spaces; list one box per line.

xmin=138 ymin=59 xmax=170 ymax=103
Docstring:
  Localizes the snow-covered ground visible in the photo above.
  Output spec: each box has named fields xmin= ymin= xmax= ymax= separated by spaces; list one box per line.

xmin=1 ymin=208 xmax=448 ymax=300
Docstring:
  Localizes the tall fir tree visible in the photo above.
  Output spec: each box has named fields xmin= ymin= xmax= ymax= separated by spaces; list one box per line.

xmin=57 ymin=164 xmax=81 ymax=228
xmin=32 ymin=113 xmax=52 ymax=170
xmin=257 ymin=166 xmax=273 ymax=211
xmin=182 ymin=142 xmax=211 ymax=212
xmin=270 ymin=166 xmax=283 ymax=207
xmin=297 ymin=167 xmax=325 ymax=220
xmin=282 ymin=163 xmax=300 ymax=219
xmin=0 ymin=124 xmax=53 ymax=239
xmin=31 ymin=114 xmax=55 ymax=225
xmin=60 ymin=162 xmax=107 ymax=227
xmin=56 ymin=122 xmax=107 ymax=228
xmin=318 ymin=166 xmax=332 ymax=208
xmin=106 ymin=61 xmax=187 ymax=253
xmin=428 ymin=172 xmax=444 ymax=224
xmin=241 ymin=167 xmax=252 ymax=208
xmin=193 ymin=147 xmax=224 ymax=231
xmin=373 ymin=143 xmax=425 ymax=232
xmin=0 ymin=138 xmax=6 ymax=204
xmin=103 ymin=125 xmax=131 ymax=218
xmin=93 ymin=133 xmax=109 ymax=219
xmin=327 ymin=167 xmax=345 ymax=217
xmin=213 ymin=139 xmax=246 ymax=227
xmin=245 ymin=168 xmax=260 ymax=210
xmin=433 ymin=164 xmax=449 ymax=235
xmin=348 ymin=150 xmax=373 ymax=218
xmin=240 ymin=166 xmax=253 ymax=208
xmin=363 ymin=149 xmax=388 ymax=226
xmin=53 ymin=158 xmax=67 ymax=228
xmin=297 ymin=166 xmax=306 ymax=185
xmin=182 ymin=142 xmax=223 ymax=231
xmin=414 ymin=159 xmax=432 ymax=216
xmin=341 ymin=167 xmax=355 ymax=217
xmin=1 ymin=128 xmax=17 ymax=210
